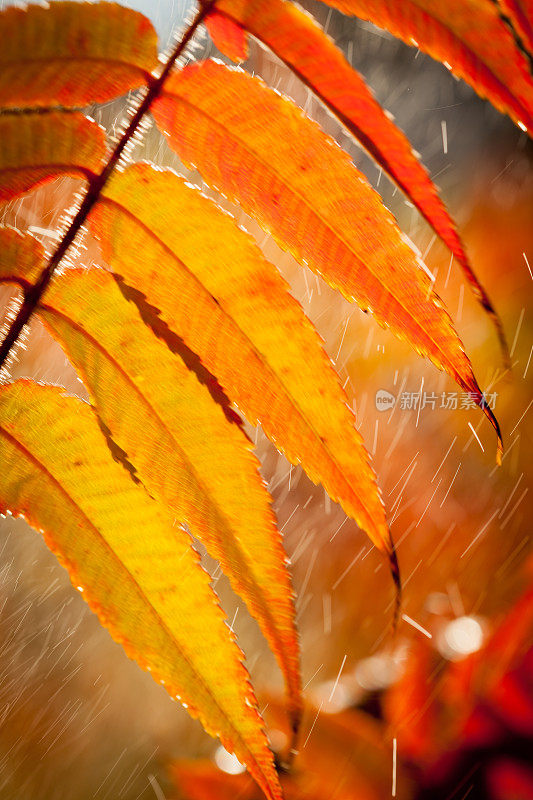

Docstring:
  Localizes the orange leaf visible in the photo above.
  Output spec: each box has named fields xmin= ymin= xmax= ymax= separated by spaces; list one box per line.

xmin=172 ymin=761 xmax=326 ymax=800
xmin=152 ymin=61 xmax=502 ymax=459
xmin=0 ymin=112 xmax=106 ymax=204
xmin=322 ymin=0 xmax=533 ymax=133
xmin=0 ymin=227 xmax=302 ymax=735
xmin=0 ymin=1 xmax=157 ymax=109
xmin=206 ymin=9 xmax=249 ymax=61
xmin=383 ymin=640 xmax=443 ymax=764
xmin=88 ymin=163 xmax=397 ymax=569
xmin=208 ymin=0 xmax=506 ymax=358
xmin=172 ymin=763 xmax=257 ymax=800
xmin=0 ymin=226 xmax=44 ymax=286
xmin=263 ymin=696 xmax=412 ymax=800
xmin=0 ymin=380 xmax=282 ymax=800
xmin=122 ymin=281 xmax=245 ymax=430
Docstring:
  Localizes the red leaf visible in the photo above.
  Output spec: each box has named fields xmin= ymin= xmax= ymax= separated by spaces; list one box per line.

xmin=322 ymin=0 xmax=533 ymax=133
xmin=497 ymin=0 xmax=533 ymax=58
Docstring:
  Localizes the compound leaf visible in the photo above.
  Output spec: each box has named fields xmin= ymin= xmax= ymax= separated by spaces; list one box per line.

xmin=0 ymin=226 xmax=302 ymax=734
xmin=207 ymin=0 xmax=506 ymax=356
xmin=0 ymin=379 xmax=282 ymax=800
xmin=152 ymin=61 xmax=501 ymax=457
xmin=87 ymin=163 xmax=397 ymax=572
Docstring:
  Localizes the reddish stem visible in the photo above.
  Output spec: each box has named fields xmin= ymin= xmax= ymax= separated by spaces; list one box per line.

xmin=0 ymin=0 xmax=217 ymax=371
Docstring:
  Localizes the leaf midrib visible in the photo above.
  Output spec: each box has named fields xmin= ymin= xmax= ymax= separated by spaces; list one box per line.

xmin=0 ymin=55 xmax=150 ymax=74
xmin=0 ymin=164 xmax=97 ymax=177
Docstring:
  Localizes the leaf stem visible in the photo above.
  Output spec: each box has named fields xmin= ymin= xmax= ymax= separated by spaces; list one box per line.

xmin=0 ymin=0 xmax=217 ymax=371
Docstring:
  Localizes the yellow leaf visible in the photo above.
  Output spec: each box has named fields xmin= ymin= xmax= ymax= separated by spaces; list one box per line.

xmin=0 ymin=1 xmax=158 ymax=109
xmin=0 ymin=112 xmax=106 ymax=204
xmin=152 ymin=61 xmax=501 ymax=458
xmin=0 ymin=226 xmax=302 ymax=733
xmin=0 ymin=379 xmax=282 ymax=800
xmin=88 ymin=164 xmax=397 ymax=568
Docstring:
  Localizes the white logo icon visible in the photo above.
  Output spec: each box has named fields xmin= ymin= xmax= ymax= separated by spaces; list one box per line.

xmin=375 ymin=389 xmax=396 ymax=411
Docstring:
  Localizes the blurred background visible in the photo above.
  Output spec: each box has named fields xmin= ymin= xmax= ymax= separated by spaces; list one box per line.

xmin=0 ymin=0 xmax=532 ymax=797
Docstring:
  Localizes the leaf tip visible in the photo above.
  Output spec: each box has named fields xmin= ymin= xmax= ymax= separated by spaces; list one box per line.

xmin=476 ymin=290 xmax=510 ymax=369
xmin=484 ymin=402 xmax=504 ymax=466
xmin=388 ymin=535 xmax=403 ymax=635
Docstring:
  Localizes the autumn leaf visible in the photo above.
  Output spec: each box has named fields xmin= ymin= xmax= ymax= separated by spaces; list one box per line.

xmin=446 ymin=581 xmax=533 ymax=707
xmin=0 ymin=111 xmax=106 ymax=205
xmin=0 ymin=1 xmax=213 ymax=374
xmin=172 ymin=762 xmax=325 ymax=800
xmin=0 ymin=226 xmax=302 ymax=735
xmin=497 ymin=0 xmax=533 ymax=57
xmin=204 ymin=0 xmax=506 ymax=357
xmin=0 ymin=1 xmax=158 ymax=109
xmin=152 ymin=61 xmax=502 ymax=458
xmin=0 ymin=228 xmax=48 ymax=287
xmin=383 ymin=581 xmax=533 ymax=769
xmin=0 ymin=0 xmax=524 ymax=795
xmin=383 ymin=639 xmax=442 ymax=764
xmin=321 ymin=0 xmax=533 ymax=133
xmin=264 ymin=697 xmax=410 ymax=800
xmin=206 ymin=8 xmax=248 ymax=62
xmin=172 ymin=695 xmax=413 ymax=800
xmin=123 ymin=280 xmax=244 ymax=430
xmin=87 ymin=163 xmax=399 ymax=584
xmin=0 ymin=380 xmax=282 ymax=800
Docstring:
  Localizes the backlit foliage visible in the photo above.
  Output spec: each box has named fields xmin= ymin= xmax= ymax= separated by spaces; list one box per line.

xmin=0 ymin=1 xmax=531 ymax=797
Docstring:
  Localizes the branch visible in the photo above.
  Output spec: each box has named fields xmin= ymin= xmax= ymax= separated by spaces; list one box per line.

xmin=0 ymin=0 xmax=217 ymax=371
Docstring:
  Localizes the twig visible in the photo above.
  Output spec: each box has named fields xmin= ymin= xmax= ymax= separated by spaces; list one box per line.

xmin=0 ymin=0 xmax=217 ymax=371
